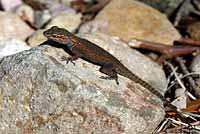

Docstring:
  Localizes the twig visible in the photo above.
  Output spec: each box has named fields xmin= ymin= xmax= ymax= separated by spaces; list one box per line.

xmin=167 ymin=72 xmax=200 ymax=92
xmin=23 ymin=0 xmax=47 ymax=11
xmin=176 ymin=38 xmax=200 ymax=46
xmin=187 ymin=91 xmax=196 ymax=100
xmin=128 ymin=39 xmax=200 ymax=60
xmin=169 ymin=118 xmax=188 ymax=126
xmin=182 ymin=111 xmax=200 ymax=118
xmin=181 ymin=112 xmax=197 ymax=121
xmin=165 ymin=61 xmax=186 ymax=91
xmin=158 ymin=120 xmax=200 ymax=134
xmin=175 ymin=57 xmax=199 ymax=97
xmin=164 ymin=61 xmax=196 ymax=100
xmin=71 ymin=0 xmax=111 ymax=30
xmin=166 ymin=67 xmax=178 ymax=91
xmin=154 ymin=119 xmax=169 ymax=133
xmin=70 ymin=0 xmax=87 ymax=12
xmin=173 ymin=0 xmax=192 ymax=26
xmin=83 ymin=0 xmax=111 ymax=14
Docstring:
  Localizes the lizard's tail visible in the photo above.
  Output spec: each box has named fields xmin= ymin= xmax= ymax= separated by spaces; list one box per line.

xmin=116 ymin=64 xmax=165 ymax=101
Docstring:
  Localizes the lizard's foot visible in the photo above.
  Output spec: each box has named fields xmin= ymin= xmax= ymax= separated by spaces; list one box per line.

xmin=99 ymin=65 xmax=119 ymax=85
xmin=100 ymin=76 xmax=119 ymax=85
xmin=61 ymin=56 xmax=77 ymax=65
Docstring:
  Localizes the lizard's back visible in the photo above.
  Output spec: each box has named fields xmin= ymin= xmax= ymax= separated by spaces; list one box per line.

xmin=72 ymin=36 xmax=122 ymax=66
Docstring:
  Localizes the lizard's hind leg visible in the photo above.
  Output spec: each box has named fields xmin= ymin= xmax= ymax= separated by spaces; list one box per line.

xmin=99 ymin=64 xmax=119 ymax=85
xmin=61 ymin=55 xmax=79 ymax=65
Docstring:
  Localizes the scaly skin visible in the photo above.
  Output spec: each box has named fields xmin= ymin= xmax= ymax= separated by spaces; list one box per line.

xmin=43 ymin=26 xmax=165 ymax=101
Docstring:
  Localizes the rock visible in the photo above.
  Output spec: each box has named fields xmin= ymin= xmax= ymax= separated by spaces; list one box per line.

xmin=190 ymin=55 xmax=200 ymax=73
xmin=34 ymin=10 xmax=52 ymax=28
xmin=0 ymin=0 xmax=22 ymax=11
xmin=24 ymin=0 xmax=73 ymax=10
xmin=187 ymin=22 xmax=200 ymax=41
xmin=0 ymin=37 xmax=165 ymax=133
xmin=46 ymin=10 xmax=82 ymax=32
xmin=190 ymin=55 xmax=200 ymax=97
xmin=0 ymin=37 xmax=30 ymax=58
xmin=171 ymin=88 xmax=187 ymax=109
xmin=0 ymin=11 xmax=34 ymax=41
xmin=138 ymin=0 xmax=184 ymax=15
xmin=50 ymin=3 xmax=75 ymax=17
xmin=14 ymin=4 xmax=35 ymax=24
xmin=23 ymin=0 xmax=51 ymax=10
xmin=57 ymin=0 xmax=76 ymax=7
xmin=27 ymin=29 xmax=46 ymax=47
xmin=79 ymin=0 xmax=181 ymax=45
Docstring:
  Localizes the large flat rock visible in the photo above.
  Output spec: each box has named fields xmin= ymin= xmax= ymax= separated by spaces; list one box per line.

xmin=80 ymin=0 xmax=181 ymax=45
xmin=0 ymin=43 xmax=165 ymax=133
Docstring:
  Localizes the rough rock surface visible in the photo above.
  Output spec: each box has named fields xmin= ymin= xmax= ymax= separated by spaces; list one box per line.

xmin=0 ymin=0 xmax=22 ymax=11
xmin=0 ymin=11 xmax=34 ymax=41
xmin=190 ymin=55 xmax=200 ymax=97
xmin=80 ymin=0 xmax=181 ymax=45
xmin=46 ymin=10 xmax=82 ymax=32
xmin=27 ymin=29 xmax=47 ymax=47
xmin=187 ymin=22 xmax=200 ymax=41
xmin=190 ymin=55 xmax=200 ymax=73
xmin=138 ymin=0 xmax=183 ymax=15
xmin=34 ymin=10 xmax=52 ymax=28
xmin=14 ymin=4 xmax=35 ymax=24
xmin=0 ymin=37 xmax=30 ymax=58
xmin=0 ymin=36 xmax=166 ymax=133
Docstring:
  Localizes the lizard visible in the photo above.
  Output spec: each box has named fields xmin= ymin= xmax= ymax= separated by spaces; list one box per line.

xmin=43 ymin=26 xmax=165 ymax=101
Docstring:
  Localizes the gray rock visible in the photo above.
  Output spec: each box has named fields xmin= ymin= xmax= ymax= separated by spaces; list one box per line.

xmin=35 ymin=10 xmax=52 ymax=28
xmin=0 ymin=0 xmax=22 ymax=11
xmin=190 ymin=55 xmax=200 ymax=73
xmin=14 ymin=4 xmax=35 ymax=24
xmin=190 ymin=55 xmax=200 ymax=97
xmin=46 ymin=10 xmax=82 ymax=32
xmin=0 ymin=43 xmax=165 ymax=133
xmin=0 ymin=38 xmax=30 ymax=58
xmin=138 ymin=0 xmax=183 ymax=15
xmin=0 ymin=11 xmax=34 ymax=41
xmin=27 ymin=29 xmax=47 ymax=47
xmin=187 ymin=21 xmax=200 ymax=41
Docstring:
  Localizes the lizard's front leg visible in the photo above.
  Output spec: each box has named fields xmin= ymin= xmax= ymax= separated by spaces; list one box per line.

xmin=61 ymin=55 xmax=79 ymax=65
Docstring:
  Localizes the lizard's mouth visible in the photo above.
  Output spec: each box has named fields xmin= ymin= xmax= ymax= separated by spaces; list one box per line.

xmin=48 ymin=36 xmax=68 ymax=44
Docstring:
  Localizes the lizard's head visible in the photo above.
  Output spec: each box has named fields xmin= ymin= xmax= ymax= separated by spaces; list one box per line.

xmin=43 ymin=26 xmax=72 ymax=44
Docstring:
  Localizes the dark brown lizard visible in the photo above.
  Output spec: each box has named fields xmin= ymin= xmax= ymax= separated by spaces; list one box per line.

xmin=43 ymin=26 xmax=165 ymax=101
